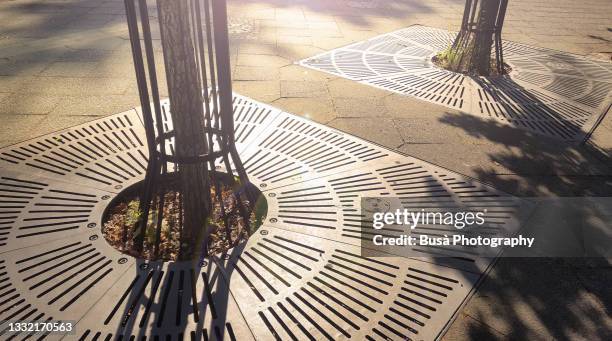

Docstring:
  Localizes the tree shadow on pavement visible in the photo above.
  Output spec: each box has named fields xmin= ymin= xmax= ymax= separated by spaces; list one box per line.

xmin=435 ymin=77 xmax=612 ymax=340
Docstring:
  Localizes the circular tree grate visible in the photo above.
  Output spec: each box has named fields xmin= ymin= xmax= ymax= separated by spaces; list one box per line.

xmin=300 ymin=25 xmax=612 ymax=142
xmin=0 ymin=94 xmax=530 ymax=340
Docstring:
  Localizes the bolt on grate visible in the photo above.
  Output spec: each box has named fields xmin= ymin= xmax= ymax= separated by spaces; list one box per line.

xmin=0 ymin=94 xmax=531 ymax=340
xmin=0 ymin=170 xmax=113 ymax=253
xmin=300 ymin=25 xmax=612 ymax=141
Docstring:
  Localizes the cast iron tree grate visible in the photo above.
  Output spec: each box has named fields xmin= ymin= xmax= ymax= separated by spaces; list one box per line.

xmin=124 ymin=0 xmax=257 ymax=259
xmin=300 ymin=25 xmax=612 ymax=142
xmin=0 ymin=93 xmax=534 ymax=340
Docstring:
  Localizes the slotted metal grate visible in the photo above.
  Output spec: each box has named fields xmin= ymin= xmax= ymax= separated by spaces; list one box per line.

xmin=0 ymin=94 xmax=529 ymax=340
xmin=0 ymin=170 xmax=112 ymax=252
xmin=300 ymin=25 xmax=612 ymax=141
xmin=0 ymin=111 xmax=147 ymax=192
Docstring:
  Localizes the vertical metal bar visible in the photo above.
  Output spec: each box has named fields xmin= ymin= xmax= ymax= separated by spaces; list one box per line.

xmin=207 ymin=0 xmax=235 ymax=178
xmin=125 ymin=0 xmax=155 ymax=157
xmin=211 ymin=0 xmax=233 ymax=143
xmin=453 ymin=0 xmax=472 ymax=49
xmin=138 ymin=0 xmax=166 ymax=172
xmin=193 ymin=0 xmax=218 ymax=178
xmin=138 ymin=0 xmax=168 ymax=256
xmin=493 ymin=0 xmax=502 ymax=74
xmin=195 ymin=0 xmax=212 ymax=114
xmin=211 ymin=0 xmax=253 ymax=200
xmin=193 ymin=0 xmax=224 ymax=234
xmin=124 ymin=0 xmax=155 ymax=252
xmin=204 ymin=0 xmax=220 ymax=124
xmin=497 ymin=0 xmax=508 ymax=73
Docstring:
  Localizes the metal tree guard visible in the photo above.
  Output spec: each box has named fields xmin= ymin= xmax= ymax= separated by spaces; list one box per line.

xmin=453 ymin=0 xmax=509 ymax=74
xmin=123 ymin=0 xmax=253 ymax=258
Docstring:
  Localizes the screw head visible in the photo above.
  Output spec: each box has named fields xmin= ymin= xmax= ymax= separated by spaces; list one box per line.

xmin=199 ymin=260 xmax=208 ymax=267
xmin=269 ymin=218 xmax=277 ymax=223
xmin=114 ymin=185 xmax=123 ymax=190
xmin=260 ymin=229 xmax=268 ymax=235
xmin=268 ymin=193 xmax=276 ymax=197
xmin=118 ymin=257 xmax=128 ymax=264
xmin=259 ymin=183 xmax=267 ymax=188
xmin=101 ymin=195 xmax=110 ymax=200
xmin=139 ymin=263 xmax=149 ymax=270
xmin=87 ymin=222 xmax=96 ymax=228
xmin=89 ymin=235 xmax=98 ymax=241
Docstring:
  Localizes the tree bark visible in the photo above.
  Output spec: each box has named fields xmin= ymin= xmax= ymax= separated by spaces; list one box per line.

xmin=157 ymin=0 xmax=210 ymax=259
xmin=446 ymin=0 xmax=504 ymax=76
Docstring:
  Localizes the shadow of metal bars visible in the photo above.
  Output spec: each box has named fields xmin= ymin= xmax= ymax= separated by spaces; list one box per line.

xmin=124 ymin=0 xmax=253 ymax=258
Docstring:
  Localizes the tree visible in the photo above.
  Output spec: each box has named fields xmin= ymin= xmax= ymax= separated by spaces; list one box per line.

xmin=156 ymin=0 xmax=211 ymax=259
xmin=438 ymin=0 xmax=509 ymax=76
xmin=124 ymin=0 xmax=252 ymax=260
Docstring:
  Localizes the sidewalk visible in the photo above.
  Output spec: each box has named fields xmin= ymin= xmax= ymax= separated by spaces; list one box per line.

xmin=1 ymin=0 xmax=611 ymax=339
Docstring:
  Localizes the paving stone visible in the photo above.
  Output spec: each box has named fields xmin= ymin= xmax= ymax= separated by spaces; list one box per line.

xmin=398 ymin=134 xmax=611 ymax=181
xmin=0 ymin=93 xmax=62 ymax=115
xmin=279 ymin=64 xmax=332 ymax=81
xmin=234 ymin=65 xmax=278 ymax=81
xmin=383 ymin=93 xmax=456 ymax=119
xmin=311 ymin=36 xmax=355 ymax=50
xmin=328 ymin=117 xmax=403 ymax=149
xmin=442 ymin=313 xmax=507 ymax=341
xmin=458 ymin=258 xmax=612 ymax=340
xmin=0 ymin=114 xmax=46 ymax=146
xmin=0 ymin=58 xmax=49 ymax=76
xmin=271 ymin=97 xmax=336 ymax=124
xmin=474 ymin=174 xmax=612 ymax=197
xmin=237 ymin=42 xmax=277 ymax=55
xmin=87 ymin=58 xmax=139 ymax=78
xmin=333 ymin=96 xmax=389 ymax=118
xmin=274 ymin=44 xmax=323 ymax=61
xmin=232 ymin=80 xmax=280 ymax=102
xmin=236 ymin=53 xmax=290 ymax=67
xmin=18 ymin=76 xmax=131 ymax=95
xmin=31 ymin=114 xmax=102 ymax=138
xmin=328 ymin=77 xmax=391 ymax=99
xmin=50 ymin=94 xmax=141 ymax=117
xmin=393 ymin=117 xmax=463 ymax=144
xmin=39 ymin=61 xmax=99 ymax=77
xmin=280 ymin=80 xmax=328 ymax=98
xmin=56 ymin=48 xmax=113 ymax=62
xmin=0 ymin=75 xmax=35 ymax=93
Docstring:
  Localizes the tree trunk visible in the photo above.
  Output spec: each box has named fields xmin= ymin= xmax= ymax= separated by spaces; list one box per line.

xmin=157 ymin=0 xmax=210 ymax=259
xmin=445 ymin=0 xmax=506 ymax=76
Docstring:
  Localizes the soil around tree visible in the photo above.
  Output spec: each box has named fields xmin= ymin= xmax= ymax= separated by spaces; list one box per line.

xmin=102 ymin=174 xmax=266 ymax=261
xmin=432 ymin=52 xmax=512 ymax=77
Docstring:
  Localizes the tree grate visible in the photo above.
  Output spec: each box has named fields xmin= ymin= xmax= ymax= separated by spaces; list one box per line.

xmin=0 ymin=94 xmax=531 ymax=340
xmin=300 ymin=25 xmax=612 ymax=141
